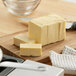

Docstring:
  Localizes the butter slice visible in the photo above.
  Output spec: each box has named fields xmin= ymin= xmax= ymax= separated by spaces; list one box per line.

xmin=14 ymin=34 xmax=35 ymax=47
xmin=28 ymin=14 xmax=66 ymax=45
xmin=20 ymin=44 xmax=42 ymax=56
xmin=47 ymin=15 xmax=66 ymax=44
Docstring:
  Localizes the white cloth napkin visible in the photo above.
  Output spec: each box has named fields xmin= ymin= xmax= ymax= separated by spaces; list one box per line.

xmin=50 ymin=46 xmax=76 ymax=75
xmin=63 ymin=46 xmax=76 ymax=55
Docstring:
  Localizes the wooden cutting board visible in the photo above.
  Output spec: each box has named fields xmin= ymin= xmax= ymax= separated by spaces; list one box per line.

xmin=0 ymin=30 xmax=76 ymax=61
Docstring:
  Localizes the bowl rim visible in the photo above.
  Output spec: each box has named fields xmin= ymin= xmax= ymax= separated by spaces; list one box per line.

xmin=7 ymin=0 xmax=40 ymax=3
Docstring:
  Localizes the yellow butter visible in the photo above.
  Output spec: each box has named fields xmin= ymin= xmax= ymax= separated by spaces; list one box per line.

xmin=20 ymin=44 xmax=42 ymax=56
xmin=28 ymin=14 xmax=66 ymax=45
xmin=28 ymin=21 xmax=47 ymax=45
xmin=14 ymin=34 xmax=35 ymax=47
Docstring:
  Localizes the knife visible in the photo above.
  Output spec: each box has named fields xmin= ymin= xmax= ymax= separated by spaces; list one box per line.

xmin=66 ymin=22 xmax=76 ymax=30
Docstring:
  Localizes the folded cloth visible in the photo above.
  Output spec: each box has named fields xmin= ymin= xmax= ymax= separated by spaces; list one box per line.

xmin=50 ymin=51 xmax=76 ymax=75
xmin=62 ymin=46 xmax=76 ymax=55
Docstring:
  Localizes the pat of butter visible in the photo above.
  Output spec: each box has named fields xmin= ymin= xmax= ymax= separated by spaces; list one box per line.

xmin=20 ymin=44 xmax=42 ymax=56
xmin=14 ymin=34 xmax=35 ymax=47
xmin=28 ymin=14 xmax=66 ymax=45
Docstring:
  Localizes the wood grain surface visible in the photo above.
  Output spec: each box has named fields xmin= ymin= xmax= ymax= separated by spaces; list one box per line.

xmin=0 ymin=0 xmax=76 ymax=36
xmin=0 ymin=0 xmax=27 ymax=36
xmin=0 ymin=30 xmax=76 ymax=61
xmin=0 ymin=0 xmax=76 ymax=76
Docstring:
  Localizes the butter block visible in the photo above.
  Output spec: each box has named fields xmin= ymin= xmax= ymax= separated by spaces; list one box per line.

xmin=14 ymin=34 xmax=35 ymax=47
xmin=20 ymin=44 xmax=42 ymax=56
xmin=28 ymin=20 xmax=47 ymax=45
xmin=28 ymin=14 xmax=66 ymax=45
